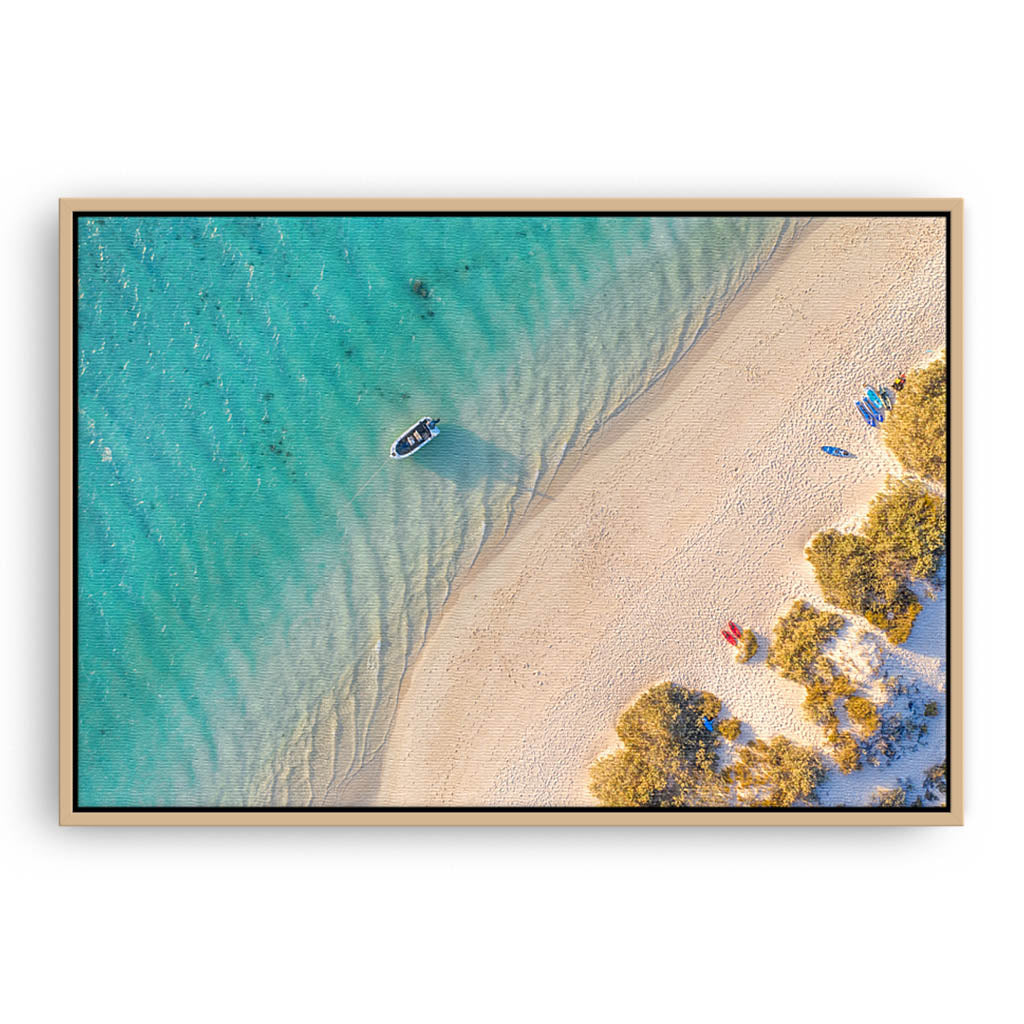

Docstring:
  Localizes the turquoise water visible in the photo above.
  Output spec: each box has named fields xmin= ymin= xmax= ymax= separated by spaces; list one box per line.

xmin=76 ymin=214 xmax=803 ymax=806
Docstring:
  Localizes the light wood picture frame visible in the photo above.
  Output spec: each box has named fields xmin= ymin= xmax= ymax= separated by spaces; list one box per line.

xmin=60 ymin=198 xmax=962 ymax=825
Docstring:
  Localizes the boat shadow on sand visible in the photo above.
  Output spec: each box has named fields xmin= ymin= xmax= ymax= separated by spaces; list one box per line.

xmin=415 ymin=423 xmax=551 ymax=498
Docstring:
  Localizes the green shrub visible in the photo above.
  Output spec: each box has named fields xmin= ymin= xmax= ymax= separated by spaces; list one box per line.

xmin=728 ymin=735 xmax=827 ymax=807
xmin=615 ymin=683 xmax=720 ymax=770
xmin=802 ymin=682 xmax=839 ymax=729
xmin=717 ymin=718 xmax=742 ymax=741
xmin=924 ymin=701 xmax=939 ymax=717
xmin=735 ymin=628 xmax=759 ymax=664
xmin=863 ymin=477 xmax=946 ymax=581
xmin=805 ymin=472 xmax=945 ymax=646
xmin=830 ymin=675 xmax=857 ymax=698
xmin=883 ymin=358 xmax=947 ymax=484
xmin=589 ymin=683 xmax=729 ymax=807
xmin=802 ymin=672 xmax=858 ymax=731
xmin=588 ymin=747 xmax=665 ymax=807
xmin=845 ymin=696 xmax=881 ymax=737
xmin=767 ymin=601 xmax=844 ymax=683
xmin=806 ymin=529 xmax=922 ymax=645
xmin=807 ymin=530 xmax=890 ymax=607
xmin=924 ymin=761 xmax=948 ymax=802
xmin=695 ymin=690 xmax=723 ymax=723
xmin=872 ymin=786 xmax=907 ymax=808
xmin=863 ymin=590 xmax=922 ymax=645
xmin=827 ymin=728 xmax=863 ymax=774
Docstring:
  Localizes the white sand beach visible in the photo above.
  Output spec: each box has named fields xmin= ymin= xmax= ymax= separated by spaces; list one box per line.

xmin=362 ymin=216 xmax=948 ymax=806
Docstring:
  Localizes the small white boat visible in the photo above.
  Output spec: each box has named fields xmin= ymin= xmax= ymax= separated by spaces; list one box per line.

xmin=390 ymin=417 xmax=441 ymax=459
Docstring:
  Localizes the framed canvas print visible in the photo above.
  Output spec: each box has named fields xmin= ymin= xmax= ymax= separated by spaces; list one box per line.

xmin=59 ymin=199 xmax=962 ymax=824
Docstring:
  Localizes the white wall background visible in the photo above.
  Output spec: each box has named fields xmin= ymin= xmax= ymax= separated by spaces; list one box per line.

xmin=2 ymin=1 xmax=1018 ymax=1020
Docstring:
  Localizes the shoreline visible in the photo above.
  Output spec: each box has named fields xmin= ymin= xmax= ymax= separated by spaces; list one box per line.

xmin=328 ymin=221 xmax=812 ymax=804
xmin=347 ymin=215 xmax=947 ymax=807
xmin=330 ymin=221 xmax=813 ymax=804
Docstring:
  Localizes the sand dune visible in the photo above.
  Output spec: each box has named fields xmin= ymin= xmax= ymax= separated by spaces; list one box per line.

xmin=360 ymin=216 xmax=947 ymax=807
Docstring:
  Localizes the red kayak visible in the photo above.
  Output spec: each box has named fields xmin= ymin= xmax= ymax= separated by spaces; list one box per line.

xmin=721 ymin=629 xmax=737 ymax=646
xmin=728 ymin=620 xmax=742 ymax=638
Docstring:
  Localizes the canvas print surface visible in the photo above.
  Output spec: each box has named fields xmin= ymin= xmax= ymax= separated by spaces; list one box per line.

xmin=70 ymin=210 xmax=952 ymax=815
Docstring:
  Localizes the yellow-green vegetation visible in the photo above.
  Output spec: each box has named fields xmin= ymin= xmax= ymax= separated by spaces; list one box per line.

xmin=803 ymin=681 xmax=838 ymax=728
xmin=801 ymin=675 xmax=856 ymax=730
xmin=825 ymin=726 xmax=862 ymax=774
xmin=589 ymin=686 xmax=827 ymax=808
xmin=924 ymin=700 xmax=939 ymax=717
xmin=883 ymin=357 xmax=947 ymax=484
xmin=717 ymin=718 xmax=742 ymax=741
xmin=831 ymin=676 xmax=857 ymax=698
xmin=767 ymin=601 xmax=844 ymax=683
xmin=734 ymin=628 xmax=758 ymax=664
xmin=588 ymin=683 xmax=729 ymax=807
xmin=845 ymin=696 xmax=881 ymax=737
xmin=924 ymin=761 xmax=947 ymax=802
xmin=806 ymin=472 xmax=946 ymax=646
xmin=806 ymin=476 xmax=945 ymax=646
xmin=726 ymin=735 xmax=828 ymax=807
xmin=866 ymin=593 xmax=920 ymax=644
xmin=871 ymin=786 xmax=907 ymax=808
xmin=864 ymin=477 xmax=946 ymax=581
xmin=806 ymin=528 xmax=922 ymax=644
xmin=769 ymin=603 xmax=871 ymax=761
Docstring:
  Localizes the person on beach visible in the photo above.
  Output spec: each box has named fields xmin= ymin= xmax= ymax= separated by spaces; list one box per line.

xmin=892 ymin=373 xmax=907 ymax=391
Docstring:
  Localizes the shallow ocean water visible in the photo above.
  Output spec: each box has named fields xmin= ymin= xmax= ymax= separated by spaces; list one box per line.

xmin=76 ymin=213 xmax=803 ymax=806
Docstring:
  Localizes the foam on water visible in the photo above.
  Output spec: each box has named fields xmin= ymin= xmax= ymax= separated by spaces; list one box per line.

xmin=76 ymin=214 xmax=804 ymax=805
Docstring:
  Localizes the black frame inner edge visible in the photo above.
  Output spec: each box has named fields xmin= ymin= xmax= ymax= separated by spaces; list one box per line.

xmin=71 ymin=210 xmax=953 ymax=813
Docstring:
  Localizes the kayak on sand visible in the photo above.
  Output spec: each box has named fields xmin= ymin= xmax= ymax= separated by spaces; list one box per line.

xmin=856 ymin=400 xmax=877 ymax=427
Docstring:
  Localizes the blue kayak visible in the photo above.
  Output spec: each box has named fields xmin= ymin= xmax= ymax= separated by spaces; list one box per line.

xmin=822 ymin=446 xmax=854 ymax=457
xmin=865 ymin=387 xmax=885 ymax=410
xmin=863 ymin=393 xmax=884 ymax=420
xmin=856 ymin=400 xmax=877 ymax=427
xmin=863 ymin=396 xmax=884 ymax=423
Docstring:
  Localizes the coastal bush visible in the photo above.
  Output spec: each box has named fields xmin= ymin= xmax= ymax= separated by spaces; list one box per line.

xmin=735 ymin=628 xmax=759 ymax=664
xmin=864 ymin=477 xmax=947 ymax=581
xmin=924 ymin=761 xmax=948 ymax=802
xmin=826 ymin=728 xmax=862 ymax=774
xmin=806 ymin=530 xmax=922 ymax=645
xmin=831 ymin=675 xmax=857 ymax=698
xmin=588 ymin=747 xmax=664 ymax=807
xmin=883 ymin=358 xmax=947 ymax=484
xmin=589 ymin=683 xmax=729 ymax=808
xmin=802 ymin=682 xmax=839 ymax=729
xmin=808 ymin=531 xmax=889 ymax=606
xmin=863 ymin=590 xmax=922 ymax=645
xmin=801 ymin=674 xmax=857 ymax=731
xmin=767 ymin=601 xmax=845 ymax=684
xmin=871 ymin=786 xmax=907 ymax=808
xmin=728 ymin=735 xmax=827 ymax=807
xmin=924 ymin=701 xmax=939 ymax=717
xmin=845 ymin=696 xmax=881 ymax=737
xmin=695 ymin=691 xmax=723 ymax=723
xmin=717 ymin=718 xmax=742 ymax=741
